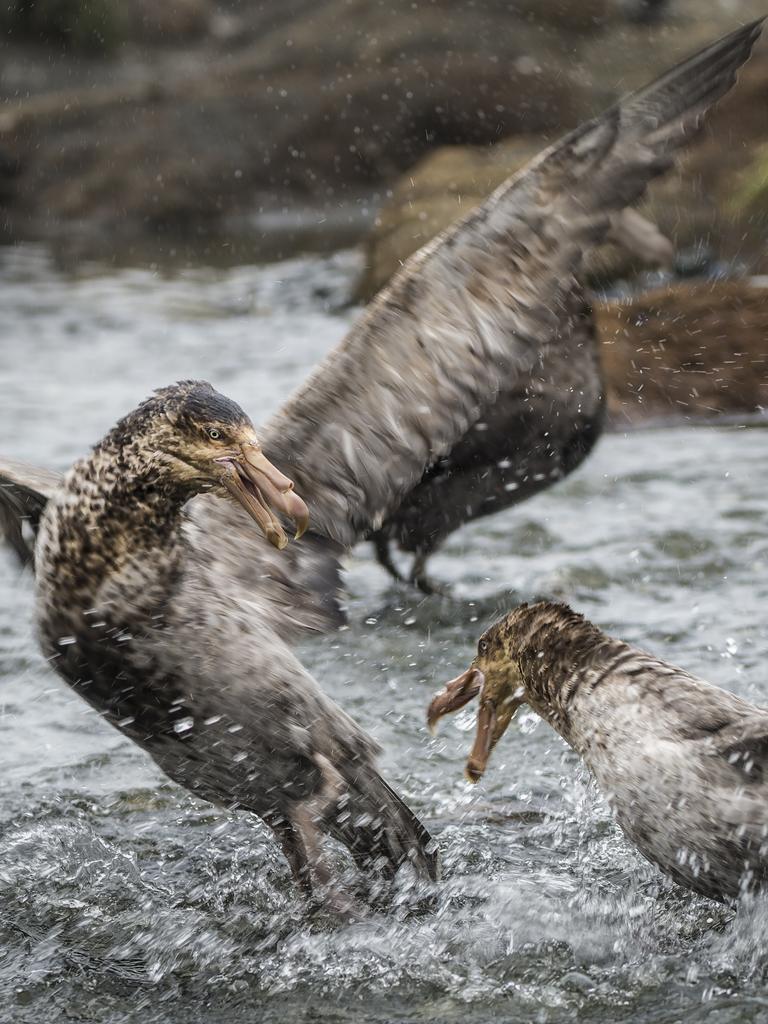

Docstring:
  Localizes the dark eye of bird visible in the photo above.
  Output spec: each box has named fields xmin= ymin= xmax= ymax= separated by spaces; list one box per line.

xmin=207 ymin=428 xmax=222 ymax=441
xmin=479 ymin=639 xmax=488 ymax=655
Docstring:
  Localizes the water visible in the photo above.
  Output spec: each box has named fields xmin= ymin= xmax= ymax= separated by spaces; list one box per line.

xmin=2 ymin=246 xmax=768 ymax=1023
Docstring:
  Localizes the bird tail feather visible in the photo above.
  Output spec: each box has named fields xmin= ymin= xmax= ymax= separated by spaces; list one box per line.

xmin=323 ymin=767 xmax=440 ymax=883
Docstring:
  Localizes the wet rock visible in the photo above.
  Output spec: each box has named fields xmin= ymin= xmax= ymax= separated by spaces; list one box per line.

xmin=597 ymin=280 xmax=768 ymax=425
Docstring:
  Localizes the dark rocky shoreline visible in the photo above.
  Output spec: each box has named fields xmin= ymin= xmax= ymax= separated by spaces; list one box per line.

xmin=1 ymin=0 xmax=766 ymax=265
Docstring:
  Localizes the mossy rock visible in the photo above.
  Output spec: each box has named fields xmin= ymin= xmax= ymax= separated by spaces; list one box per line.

xmin=730 ymin=144 xmax=768 ymax=218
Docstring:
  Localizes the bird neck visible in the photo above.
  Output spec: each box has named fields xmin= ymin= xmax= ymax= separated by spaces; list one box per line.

xmin=511 ymin=608 xmax=612 ymax=746
xmin=86 ymin=434 xmax=198 ymax=536
xmin=38 ymin=434 xmax=202 ymax=607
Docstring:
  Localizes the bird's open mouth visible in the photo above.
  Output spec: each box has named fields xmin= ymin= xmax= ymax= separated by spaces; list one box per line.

xmin=427 ymin=667 xmax=484 ymax=734
xmin=427 ymin=666 xmax=495 ymax=780
xmin=427 ymin=665 xmax=524 ymax=783
xmin=216 ymin=448 xmax=309 ymax=549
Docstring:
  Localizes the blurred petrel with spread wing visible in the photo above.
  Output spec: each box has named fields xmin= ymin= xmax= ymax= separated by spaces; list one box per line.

xmin=362 ymin=18 xmax=764 ymax=591
xmin=0 ymin=21 xmax=762 ymax=896
xmin=429 ymin=602 xmax=768 ymax=902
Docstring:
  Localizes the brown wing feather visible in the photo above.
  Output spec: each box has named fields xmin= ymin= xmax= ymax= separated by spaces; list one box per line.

xmin=262 ymin=20 xmax=762 ymax=549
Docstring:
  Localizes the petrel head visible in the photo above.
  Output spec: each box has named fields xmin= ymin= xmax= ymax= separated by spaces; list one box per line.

xmin=427 ymin=601 xmax=592 ymax=782
xmin=112 ymin=380 xmax=309 ymax=550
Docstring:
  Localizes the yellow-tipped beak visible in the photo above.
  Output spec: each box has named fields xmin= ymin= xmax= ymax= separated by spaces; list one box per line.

xmin=217 ymin=445 xmax=309 ymax=549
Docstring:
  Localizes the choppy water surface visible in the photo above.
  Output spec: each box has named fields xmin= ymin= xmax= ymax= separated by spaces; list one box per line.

xmin=2 ymin=246 xmax=768 ymax=1024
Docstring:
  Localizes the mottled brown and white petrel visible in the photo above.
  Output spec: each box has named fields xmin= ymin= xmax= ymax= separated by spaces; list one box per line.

xmin=6 ymin=381 xmax=438 ymax=904
xmin=429 ymin=602 xmax=768 ymax=902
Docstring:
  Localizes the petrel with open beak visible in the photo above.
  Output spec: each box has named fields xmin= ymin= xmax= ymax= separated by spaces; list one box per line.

xmin=27 ymin=381 xmax=438 ymax=904
xmin=429 ymin=601 xmax=768 ymax=902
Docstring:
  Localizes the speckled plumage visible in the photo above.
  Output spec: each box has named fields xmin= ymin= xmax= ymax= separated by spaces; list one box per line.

xmin=14 ymin=382 xmax=439 ymax=901
xmin=438 ymin=602 xmax=768 ymax=902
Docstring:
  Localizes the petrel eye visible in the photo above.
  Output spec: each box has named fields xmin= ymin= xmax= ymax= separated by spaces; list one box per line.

xmin=478 ymin=639 xmax=488 ymax=655
xmin=208 ymin=428 xmax=221 ymax=440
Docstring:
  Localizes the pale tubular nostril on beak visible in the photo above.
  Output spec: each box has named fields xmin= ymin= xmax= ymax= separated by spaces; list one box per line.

xmin=242 ymin=445 xmax=310 ymax=541
xmin=245 ymin=444 xmax=295 ymax=494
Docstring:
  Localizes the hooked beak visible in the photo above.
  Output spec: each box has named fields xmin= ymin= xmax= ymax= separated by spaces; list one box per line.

xmin=465 ymin=697 xmax=500 ymax=784
xmin=216 ymin=445 xmax=309 ymax=550
xmin=427 ymin=667 xmax=484 ymax=735
xmin=428 ymin=664 xmax=524 ymax=784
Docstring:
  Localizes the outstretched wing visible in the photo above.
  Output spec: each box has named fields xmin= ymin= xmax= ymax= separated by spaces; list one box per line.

xmin=262 ymin=20 xmax=762 ymax=549
xmin=0 ymin=458 xmax=61 ymax=567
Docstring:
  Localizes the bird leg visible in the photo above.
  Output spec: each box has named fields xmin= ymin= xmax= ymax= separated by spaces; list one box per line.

xmin=269 ymin=815 xmax=314 ymax=897
xmin=272 ymin=755 xmax=364 ymax=917
xmin=409 ymin=552 xmax=450 ymax=596
xmin=371 ymin=532 xmax=406 ymax=583
xmin=268 ymin=808 xmax=344 ymax=908
xmin=373 ymin=534 xmax=450 ymax=596
xmin=290 ymin=802 xmax=365 ymax=920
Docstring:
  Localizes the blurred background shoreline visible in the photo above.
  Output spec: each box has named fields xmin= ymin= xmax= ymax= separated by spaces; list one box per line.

xmin=2 ymin=1 xmax=767 ymax=427
xmin=0 ymin=0 xmax=765 ymax=269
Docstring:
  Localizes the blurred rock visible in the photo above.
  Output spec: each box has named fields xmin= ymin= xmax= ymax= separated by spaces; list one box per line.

xmin=0 ymin=0 xmax=592 ymax=245
xmin=0 ymin=0 xmax=211 ymax=50
xmin=506 ymin=0 xmax=613 ymax=32
xmin=0 ymin=0 xmax=766 ymax=250
xmin=0 ymin=0 xmax=126 ymax=53
xmin=728 ymin=143 xmax=768 ymax=222
xmin=598 ymin=280 xmax=768 ymax=425
xmin=621 ymin=0 xmax=669 ymax=24
xmin=129 ymin=0 xmax=211 ymax=43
